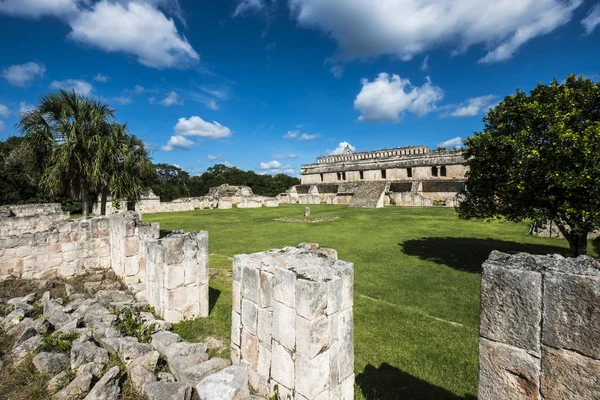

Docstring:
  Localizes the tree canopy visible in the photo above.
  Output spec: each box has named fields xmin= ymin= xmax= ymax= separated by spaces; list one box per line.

xmin=458 ymin=75 xmax=600 ymax=256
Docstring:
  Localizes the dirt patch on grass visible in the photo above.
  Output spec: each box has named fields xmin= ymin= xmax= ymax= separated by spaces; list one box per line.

xmin=276 ymin=216 xmax=339 ymax=223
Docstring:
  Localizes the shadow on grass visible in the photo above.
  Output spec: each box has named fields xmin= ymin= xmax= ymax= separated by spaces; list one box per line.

xmin=400 ymin=237 xmax=567 ymax=273
xmin=209 ymin=287 xmax=221 ymax=315
xmin=357 ymin=363 xmax=476 ymax=400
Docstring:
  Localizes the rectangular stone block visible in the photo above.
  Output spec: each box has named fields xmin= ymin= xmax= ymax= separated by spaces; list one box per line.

xmin=338 ymin=308 xmax=354 ymax=381
xmin=542 ymin=272 xmax=600 ymax=359
xmin=334 ymin=261 xmax=354 ymax=311
xmin=259 ymin=271 xmax=274 ymax=308
xmin=257 ymin=308 xmax=272 ymax=346
xmin=242 ymin=298 xmax=258 ymax=335
xmin=273 ymin=267 xmax=296 ymax=307
xmin=296 ymin=315 xmax=329 ymax=359
xmin=242 ymin=264 xmax=260 ymax=303
xmin=478 ymin=337 xmax=540 ymax=400
xmin=480 ymin=261 xmax=542 ymax=354
xmin=257 ymin=344 xmax=271 ymax=378
xmin=295 ymin=351 xmax=330 ymax=399
xmin=241 ymin=329 xmax=259 ymax=371
xmin=327 ymin=277 xmax=342 ymax=315
xmin=164 ymin=266 xmax=185 ymax=290
xmin=272 ymin=301 xmax=295 ymax=351
xmin=296 ymin=279 xmax=328 ymax=320
xmin=271 ymin=341 xmax=295 ymax=390
xmin=124 ymin=236 xmax=140 ymax=257
xmin=232 ymin=280 xmax=242 ymax=313
xmin=541 ymin=346 xmax=600 ymax=400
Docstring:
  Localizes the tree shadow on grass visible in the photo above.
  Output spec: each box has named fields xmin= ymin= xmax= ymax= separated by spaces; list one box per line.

xmin=356 ymin=363 xmax=476 ymax=400
xmin=400 ymin=237 xmax=567 ymax=273
xmin=208 ymin=286 xmax=221 ymax=315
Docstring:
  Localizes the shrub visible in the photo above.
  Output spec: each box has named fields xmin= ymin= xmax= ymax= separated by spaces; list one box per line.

xmin=112 ymin=308 xmax=155 ymax=344
xmin=37 ymin=332 xmax=79 ymax=354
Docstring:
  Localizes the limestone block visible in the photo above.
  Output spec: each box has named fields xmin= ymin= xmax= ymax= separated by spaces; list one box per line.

xmin=241 ymin=329 xmax=259 ymax=370
xmin=477 ymin=338 xmax=540 ymax=400
xmin=232 ymin=255 xmax=244 ymax=282
xmin=231 ymin=311 xmax=241 ymax=346
xmin=480 ymin=261 xmax=542 ymax=354
xmin=338 ymin=308 xmax=354 ymax=381
xmin=272 ymin=301 xmax=295 ymax=351
xmin=296 ymin=315 xmax=329 ymax=359
xmin=296 ymin=279 xmax=328 ymax=320
xmin=257 ymin=308 xmax=272 ymax=346
xmin=333 ymin=261 xmax=354 ymax=311
xmin=257 ymin=344 xmax=271 ymax=378
xmin=167 ymin=287 xmax=187 ymax=309
xmin=295 ymin=351 xmax=330 ymax=399
xmin=327 ymin=277 xmax=342 ymax=315
xmin=232 ymin=281 xmax=241 ymax=313
xmin=242 ymin=265 xmax=260 ymax=303
xmin=542 ymin=272 xmax=600 ymax=359
xmin=124 ymin=236 xmax=140 ymax=257
xmin=340 ymin=374 xmax=355 ymax=400
xmin=273 ymin=268 xmax=296 ymax=308
xmin=231 ymin=343 xmax=241 ymax=363
xmin=271 ymin=341 xmax=294 ymax=390
xmin=166 ymin=239 xmax=184 ymax=264
xmin=541 ymin=346 xmax=600 ymax=400
xmin=218 ymin=200 xmax=233 ymax=209
xmin=165 ymin=266 xmax=185 ymax=290
xmin=263 ymin=199 xmax=279 ymax=207
xmin=258 ymin=271 xmax=274 ymax=308
xmin=242 ymin=299 xmax=258 ymax=335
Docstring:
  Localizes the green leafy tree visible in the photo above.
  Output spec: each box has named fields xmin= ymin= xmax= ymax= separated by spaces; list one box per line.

xmin=459 ymin=75 xmax=600 ymax=257
xmin=19 ymin=90 xmax=114 ymax=217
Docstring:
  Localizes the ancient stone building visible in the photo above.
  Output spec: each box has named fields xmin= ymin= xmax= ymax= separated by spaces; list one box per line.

xmin=283 ymin=145 xmax=467 ymax=208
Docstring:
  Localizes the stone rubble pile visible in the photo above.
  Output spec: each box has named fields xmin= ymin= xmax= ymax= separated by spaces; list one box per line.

xmin=0 ymin=272 xmax=256 ymax=400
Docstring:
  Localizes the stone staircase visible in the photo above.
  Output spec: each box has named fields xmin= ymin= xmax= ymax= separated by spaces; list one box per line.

xmin=348 ymin=181 xmax=389 ymax=208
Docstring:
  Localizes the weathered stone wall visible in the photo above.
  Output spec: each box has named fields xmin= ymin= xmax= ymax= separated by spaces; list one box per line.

xmin=231 ymin=243 xmax=354 ymax=399
xmin=0 ymin=203 xmax=70 ymax=236
xmin=478 ymin=251 xmax=600 ymax=400
xmin=144 ymin=231 xmax=209 ymax=323
xmin=390 ymin=192 xmax=434 ymax=207
xmin=109 ymin=212 xmax=160 ymax=286
xmin=0 ymin=217 xmax=111 ymax=280
xmin=0 ymin=203 xmax=64 ymax=217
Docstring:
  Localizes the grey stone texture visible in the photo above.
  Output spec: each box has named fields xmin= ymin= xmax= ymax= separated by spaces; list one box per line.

xmin=32 ymin=352 xmax=70 ymax=375
xmin=196 ymin=364 xmax=250 ymax=400
xmin=478 ymin=251 xmax=600 ymax=400
xmin=232 ymin=243 xmax=354 ymax=399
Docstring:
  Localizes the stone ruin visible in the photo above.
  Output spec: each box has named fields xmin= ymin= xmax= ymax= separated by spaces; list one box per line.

xmin=93 ymin=184 xmax=280 ymax=215
xmin=478 ymin=251 xmax=600 ymax=399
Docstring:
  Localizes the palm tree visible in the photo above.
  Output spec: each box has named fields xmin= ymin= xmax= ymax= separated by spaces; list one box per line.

xmin=19 ymin=90 xmax=114 ymax=217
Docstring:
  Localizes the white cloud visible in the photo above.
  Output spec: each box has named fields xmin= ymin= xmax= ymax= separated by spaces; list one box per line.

xmin=0 ymin=104 xmax=10 ymax=118
xmin=174 ymin=116 xmax=232 ymax=139
xmin=272 ymin=153 xmax=297 ymax=160
xmin=18 ymin=102 xmax=35 ymax=117
xmin=354 ymin=73 xmax=443 ymax=122
xmin=50 ymin=79 xmax=93 ymax=96
xmin=283 ymin=130 xmax=320 ymax=140
xmin=0 ymin=120 xmax=5 ymax=132
xmin=160 ymin=91 xmax=181 ymax=106
xmin=582 ymin=4 xmax=600 ymax=34
xmin=207 ymin=154 xmax=222 ymax=161
xmin=112 ymin=96 xmax=133 ymax=105
xmin=68 ymin=1 xmax=199 ymax=69
xmin=444 ymin=95 xmax=498 ymax=117
xmin=233 ymin=0 xmax=265 ymax=16
xmin=2 ymin=61 xmax=46 ymax=87
xmin=0 ymin=0 xmax=78 ymax=19
xmin=330 ymin=65 xmax=344 ymax=79
xmin=437 ymin=137 xmax=463 ymax=149
xmin=288 ymin=0 xmax=582 ymax=64
xmin=420 ymin=56 xmax=429 ymax=71
xmin=328 ymin=141 xmax=356 ymax=155
xmin=94 ymin=73 xmax=110 ymax=82
xmin=207 ymin=100 xmax=219 ymax=110
xmin=133 ymin=85 xmax=146 ymax=94
xmin=258 ymin=160 xmax=282 ymax=170
xmin=160 ymin=135 xmax=194 ymax=151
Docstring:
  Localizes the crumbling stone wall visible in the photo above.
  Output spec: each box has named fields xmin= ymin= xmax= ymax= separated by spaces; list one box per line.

xmin=0 ymin=203 xmax=70 ymax=236
xmin=231 ymin=243 xmax=354 ymax=399
xmin=109 ymin=211 xmax=159 ymax=285
xmin=144 ymin=231 xmax=209 ymax=323
xmin=478 ymin=251 xmax=600 ymax=400
xmin=0 ymin=217 xmax=111 ymax=280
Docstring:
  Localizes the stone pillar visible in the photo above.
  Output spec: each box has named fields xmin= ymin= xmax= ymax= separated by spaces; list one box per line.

xmin=304 ymin=207 xmax=310 ymax=217
xmin=144 ymin=231 xmax=209 ymax=323
xmin=231 ymin=243 xmax=354 ymax=399
xmin=478 ymin=251 xmax=600 ymax=400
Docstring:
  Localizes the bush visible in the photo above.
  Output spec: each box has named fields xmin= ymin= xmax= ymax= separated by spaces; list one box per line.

xmin=112 ymin=308 xmax=155 ymax=343
xmin=37 ymin=332 xmax=79 ymax=354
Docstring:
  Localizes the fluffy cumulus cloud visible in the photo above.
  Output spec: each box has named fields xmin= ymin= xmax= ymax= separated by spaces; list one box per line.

xmin=2 ymin=61 xmax=46 ymax=87
xmin=288 ymin=0 xmax=582 ymax=64
xmin=328 ymin=141 xmax=356 ymax=155
xmin=437 ymin=137 xmax=463 ymax=149
xmin=68 ymin=1 xmax=199 ymax=69
xmin=258 ymin=160 xmax=282 ymax=170
xmin=160 ymin=91 xmax=181 ymax=106
xmin=0 ymin=0 xmax=78 ymax=19
xmin=174 ymin=116 xmax=232 ymax=139
xmin=207 ymin=154 xmax=222 ymax=161
xmin=444 ymin=95 xmax=498 ymax=117
xmin=582 ymin=4 xmax=600 ymax=34
xmin=18 ymin=102 xmax=35 ymax=117
xmin=93 ymin=73 xmax=110 ymax=82
xmin=0 ymin=104 xmax=10 ymax=118
xmin=50 ymin=79 xmax=93 ymax=96
xmin=283 ymin=130 xmax=320 ymax=140
xmin=354 ymin=73 xmax=443 ymax=122
xmin=160 ymin=134 xmax=194 ymax=152
xmin=258 ymin=160 xmax=295 ymax=175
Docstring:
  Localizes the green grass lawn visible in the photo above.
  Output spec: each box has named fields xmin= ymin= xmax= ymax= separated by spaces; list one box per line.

xmin=144 ymin=205 xmax=593 ymax=400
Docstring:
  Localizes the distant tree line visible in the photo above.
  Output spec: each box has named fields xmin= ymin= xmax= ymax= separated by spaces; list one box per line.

xmin=0 ymin=90 xmax=299 ymax=212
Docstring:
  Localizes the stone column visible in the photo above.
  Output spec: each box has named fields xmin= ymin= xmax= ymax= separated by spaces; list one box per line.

xmin=231 ymin=243 xmax=354 ymax=399
xmin=144 ymin=231 xmax=209 ymax=323
xmin=478 ymin=251 xmax=600 ymax=400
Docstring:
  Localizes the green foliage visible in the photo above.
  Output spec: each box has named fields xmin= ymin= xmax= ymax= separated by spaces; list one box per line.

xmin=37 ymin=332 xmax=79 ymax=354
xmin=112 ymin=308 xmax=155 ymax=343
xmin=0 ymin=356 xmax=52 ymax=400
xmin=459 ymin=74 xmax=600 ymax=256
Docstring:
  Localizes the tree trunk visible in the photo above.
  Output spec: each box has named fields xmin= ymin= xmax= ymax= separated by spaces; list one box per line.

xmin=555 ymin=222 xmax=588 ymax=257
xmin=100 ymin=188 xmax=108 ymax=216
xmin=82 ymin=184 xmax=90 ymax=218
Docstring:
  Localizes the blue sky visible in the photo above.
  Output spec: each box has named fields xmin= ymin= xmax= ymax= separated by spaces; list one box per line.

xmin=0 ymin=0 xmax=599 ymax=177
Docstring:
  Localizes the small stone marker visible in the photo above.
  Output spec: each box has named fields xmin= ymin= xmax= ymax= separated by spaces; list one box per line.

xmin=304 ymin=207 xmax=310 ymax=217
